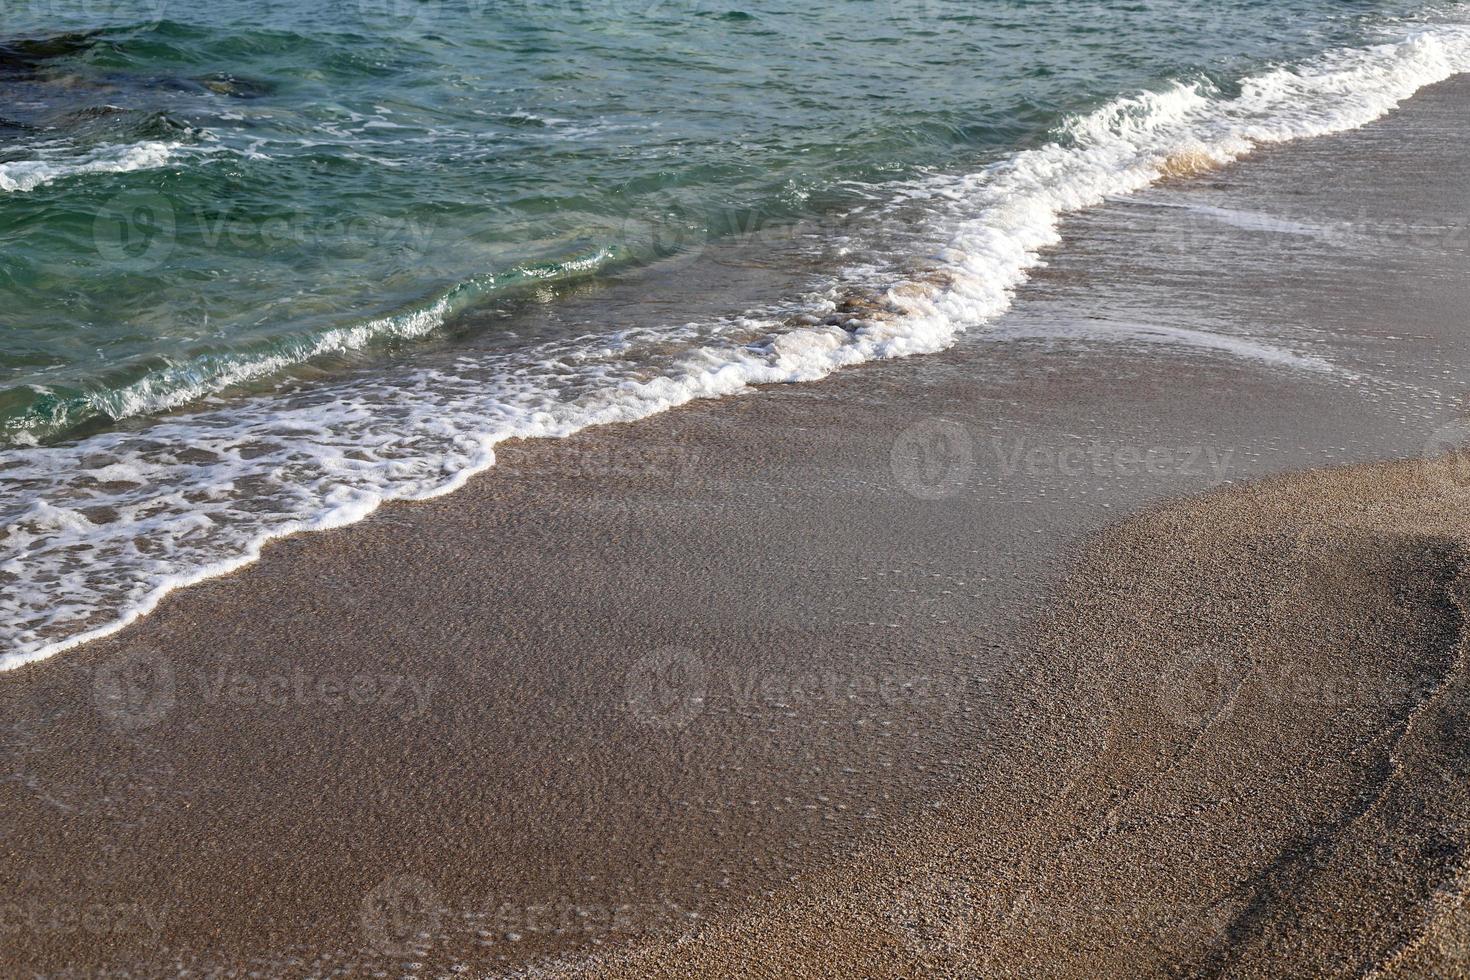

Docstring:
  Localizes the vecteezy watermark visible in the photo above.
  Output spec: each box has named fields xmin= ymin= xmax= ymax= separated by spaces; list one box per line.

xmin=194 ymin=665 xmax=438 ymax=720
xmin=624 ymin=647 xmax=709 ymax=730
xmin=0 ymin=900 xmax=164 ymax=937
xmin=1252 ymin=664 xmax=1450 ymax=716
xmin=90 ymin=652 xmax=439 ymax=727
xmin=988 ymin=899 xmax=1234 ymax=958
xmin=890 ymin=418 xmax=1236 ymax=499
xmin=3 ymin=0 xmax=172 ymax=34
xmin=890 ymin=418 xmax=976 ymax=500
xmin=351 ymin=0 xmax=958 ymax=42
xmin=1422 ymin=420 xmax=1470 ymax=492
xmin=479 ymin=897 xmax=700 ymax=942
xmin=92 ymin=193 xmax=438 ymax=272
xmin=541 ymin=439 xmax=703 ymax=493
xmin=622 ymin=647 xmax=972 ymax=730
xmin=92 ymin=647 xmax=177 ymax=732
xmin=1149 ymin=649 xmax=1470 ymax=731
xmin=353 ymin=0 xmax=748 ymax=38
xmin=361 ymin=875 xmax=443 ymax=958
xmin=892 ymin=876 xmax=985 ymax=963
xmin=360 ymin=877 xmax=705 ymax=958
xmin=93 ymin=191 xmax=178 ymax=272
xmin=1152 ymin=645 xmax=1241 ymax=729
xmin=1159 ymin=198 xmax=1470 ymax=267
xmin=988 ymin=437 xmax=1235 ymax=481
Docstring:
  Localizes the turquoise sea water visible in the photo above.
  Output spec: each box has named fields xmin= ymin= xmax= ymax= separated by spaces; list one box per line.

xmin=0 ymin=0 xmax=1439 ymax=441
xmin=6 ymin=0 xmax=1470 ymax=665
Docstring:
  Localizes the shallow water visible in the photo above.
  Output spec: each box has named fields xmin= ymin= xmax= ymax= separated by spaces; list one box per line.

xmin=5 ymin=0 xmax=1470 ymax=665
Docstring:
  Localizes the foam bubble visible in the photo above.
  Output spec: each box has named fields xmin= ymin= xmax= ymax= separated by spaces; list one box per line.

xmin=0 ymin=140 xmax=180 ymax=193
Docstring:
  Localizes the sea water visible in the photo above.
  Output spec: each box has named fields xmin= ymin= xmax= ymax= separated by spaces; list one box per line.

xmin=4 ymin=0 xmax=1470 ymax=665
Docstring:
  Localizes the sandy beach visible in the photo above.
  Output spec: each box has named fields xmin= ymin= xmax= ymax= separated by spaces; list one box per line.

xmin=7 ymin=68 xmax=1470 ymax=980
xmin=590 ymin=455 xmax=1470 ymax=977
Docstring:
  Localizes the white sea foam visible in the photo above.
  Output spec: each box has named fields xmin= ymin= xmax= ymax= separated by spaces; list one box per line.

xmin=6 ymin=14 xmax=1470 ymax=668
xmin=74 ymin=248 xmax=617 ymax=427
xmin=0 ymin=140 xmax=180 ymax=193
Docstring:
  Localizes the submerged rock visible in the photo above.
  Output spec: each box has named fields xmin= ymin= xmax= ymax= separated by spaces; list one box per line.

xmin=0 ymin=31 xmax=102 ymax=79
xmin=195 ymin=73 xmax=276 ymax=99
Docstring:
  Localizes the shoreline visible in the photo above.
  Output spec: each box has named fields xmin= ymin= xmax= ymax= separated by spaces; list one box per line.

xmin=10 ymin=17 xmax=1470 ymax=670
xmin=7 ymin=75 xmax=1470 ymax=977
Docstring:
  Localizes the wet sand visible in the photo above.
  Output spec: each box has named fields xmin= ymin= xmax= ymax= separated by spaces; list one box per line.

xmin=7 ymin=77 xmax=1470 ymax=978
